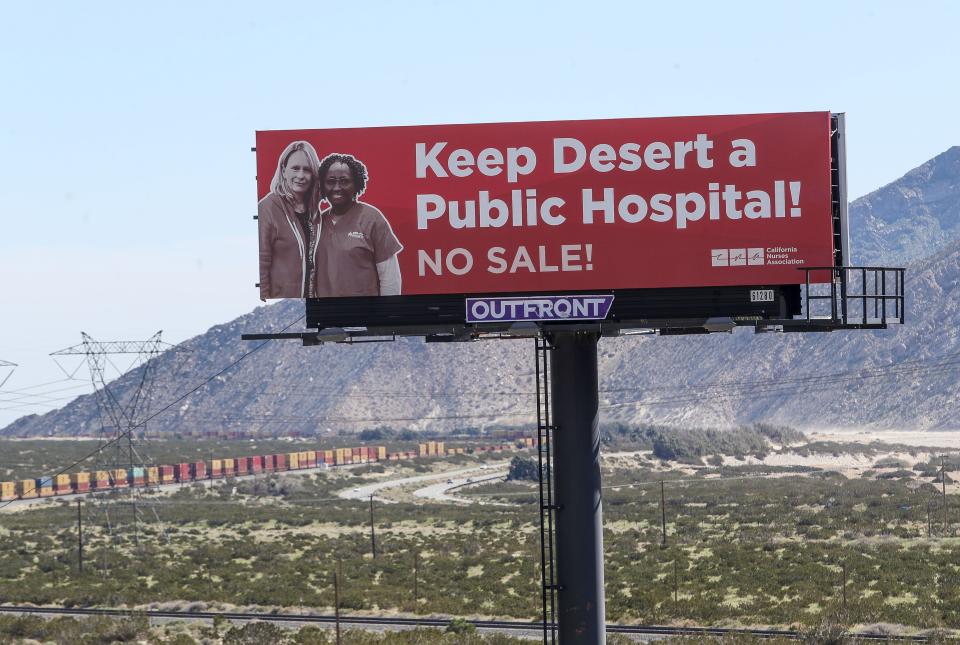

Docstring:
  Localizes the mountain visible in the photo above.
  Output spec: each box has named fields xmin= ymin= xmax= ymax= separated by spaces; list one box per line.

xmin=3 ymin=148 xmax=960 ymax=438
xmin=595 ymin=237 xmax=960 ymax=431
xmin=849 ymin=146 xmax=960 ymax=265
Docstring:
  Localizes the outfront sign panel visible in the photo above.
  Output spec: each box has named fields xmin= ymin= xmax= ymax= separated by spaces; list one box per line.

xmin=256 ymin=112 xmax=835 ymax=301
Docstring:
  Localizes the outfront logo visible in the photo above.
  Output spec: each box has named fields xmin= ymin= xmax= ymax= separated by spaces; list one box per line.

xmin=466 ymin=295 xmax=615 ymax=323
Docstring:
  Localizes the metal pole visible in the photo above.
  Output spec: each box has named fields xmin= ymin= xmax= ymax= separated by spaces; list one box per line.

xmin=841 ymin=560 xmax=847 ymax=614
xmin=414 ymin=551 xmax=419 ymax=603
xmin=334 ymin=563 xmax=342 ymax=645
xmin=942 ymin=457 xmax=948 ymax=535
xmin=77 ymin=499 xmax=83 ymax=573
xmin=369 ymin=495 xmax=377 ymax=559
xmin=550 ymin=331 xmax=605 ymax=644
xmin=673 ymin=560 xmax=678 ymax=605
xmin=660 ymin=480 xmax=667 ymax=548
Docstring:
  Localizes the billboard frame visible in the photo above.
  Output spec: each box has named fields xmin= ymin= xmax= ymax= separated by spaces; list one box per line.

xmin=246 ymin=113 xmax=904 ymax=344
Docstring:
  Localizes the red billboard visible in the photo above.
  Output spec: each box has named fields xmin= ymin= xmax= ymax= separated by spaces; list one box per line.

xmin=256 ymin=112 xmax=835 ymax=300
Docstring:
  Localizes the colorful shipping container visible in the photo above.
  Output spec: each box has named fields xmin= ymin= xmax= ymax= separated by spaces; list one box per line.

xmin=2 ymin=438 xmax=533 ymax=500
xmin=190 ymin=461 xmax=207 ymax=480
xmin=112 ymin=469 xmax=129 ymax=487
xmin=94 ymin=471 xmax=111 ymax=490
xmin=71 ymin=472 xmax=91 ymax=493
xmin=159 ymin=465 xmax=175 ymax=484
xmin=55 ymin=474 xmax=72 ymax=495
xmin=37 ymin=477 xmax=55 ymax=497
xmin=18 ymin=480 xmax=37 ymax=499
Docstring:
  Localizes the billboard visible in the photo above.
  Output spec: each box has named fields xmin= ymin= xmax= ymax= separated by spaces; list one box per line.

xmin=256 ymin=112 xmax=835 ymax=302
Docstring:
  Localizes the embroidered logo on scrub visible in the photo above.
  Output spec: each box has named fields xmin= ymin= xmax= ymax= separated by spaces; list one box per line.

xmin=347 ymin=231 xmax=366 ymax=240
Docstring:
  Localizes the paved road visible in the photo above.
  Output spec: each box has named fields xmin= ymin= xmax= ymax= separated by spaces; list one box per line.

xmin=337 ymin=463 xmax=509 ymax=503
xmin=412 ymin=472 xmax=508 ymax=504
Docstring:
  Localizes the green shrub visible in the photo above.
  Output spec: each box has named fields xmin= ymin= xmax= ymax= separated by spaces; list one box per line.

xmin=223 ymin=621 xmax=289 ymax=644
xmin=506 ymin=456 xmax=538 ymax=481
xmin=446 ymin=617 xmax=477 ymax=634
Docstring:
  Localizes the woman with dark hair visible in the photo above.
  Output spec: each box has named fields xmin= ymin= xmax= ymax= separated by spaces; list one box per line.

xmin=258 ymin=141 xmax=323 ymax=299
xmin=315 ymin=153 xmax=403 ymax=296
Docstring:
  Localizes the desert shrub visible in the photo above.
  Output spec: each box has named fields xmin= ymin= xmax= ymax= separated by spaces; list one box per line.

xmin=292 ymin=625 xmax=332 ymax=644
xmin=352 ymin=464 xmax=386 ymax=475
xmin=651 ymin=426 xmax=768 ymax=463
xmin=359 ymin=428 xmax=391 ymax=441
xmin=875 ymin=469 xmax=914 ymax=480
xmin=446 ymin=617 xmax=477 ymax=634
xmin=165 ymin=634 xmax=199 ymax=645
xmin=223 ymin=621 xmax=289 ymax=644
xmin=752 ymin=423 xmax=805 ymax=444
xmin=873 ymin=457 xmax=908 ymax=469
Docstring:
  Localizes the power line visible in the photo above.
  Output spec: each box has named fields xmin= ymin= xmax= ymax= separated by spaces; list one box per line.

xmin=0 ymin=315 xmax=305 ymax=509
xmin=4 ymin=328 xmax=959 ymax=421
xmin=0 ymin=382 xmax=92 ymax=400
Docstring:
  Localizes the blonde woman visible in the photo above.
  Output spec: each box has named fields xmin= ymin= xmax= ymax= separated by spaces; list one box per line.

xmin=258 ymin=141 xmax=323 ymax=299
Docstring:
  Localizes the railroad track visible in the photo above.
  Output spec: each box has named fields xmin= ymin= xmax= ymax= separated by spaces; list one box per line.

xmin=0 ymin=605 xmax=935 ymax=641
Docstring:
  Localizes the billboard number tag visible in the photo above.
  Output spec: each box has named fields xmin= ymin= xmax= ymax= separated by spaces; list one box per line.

xmin=750 ymin=289 xmax=775 ymax=303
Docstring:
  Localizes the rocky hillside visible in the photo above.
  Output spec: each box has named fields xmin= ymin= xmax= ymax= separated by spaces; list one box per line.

xmin=849 ymin=146 xmax=960 ymax=265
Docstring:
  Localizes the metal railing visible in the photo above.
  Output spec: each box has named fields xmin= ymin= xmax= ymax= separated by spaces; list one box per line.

xmin=801 ymin=266 xmax=905 ymax=328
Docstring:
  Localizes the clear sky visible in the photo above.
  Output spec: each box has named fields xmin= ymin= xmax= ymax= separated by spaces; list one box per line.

xmin=1 ymin=0 xmax=957 ymax=427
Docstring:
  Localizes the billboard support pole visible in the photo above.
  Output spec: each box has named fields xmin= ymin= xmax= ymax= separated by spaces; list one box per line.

xmin=549 ymin=330 xmax=605 ymax=644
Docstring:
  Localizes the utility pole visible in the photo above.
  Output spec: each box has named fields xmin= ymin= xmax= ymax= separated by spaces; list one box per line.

xmin=660 ymin=480 xmax=667 ymax=548
xmin=414 ymin=551 xmax=419 ymax=603
xmin=77 ymin=499 xmax=83 ymax=573
xmin=673 ymin=559 xmax=678 ymax=605
xmin=334 ymin=560 xmax=342 ymax=645
xmin=927 ymin=501 xmax=932 ymax=538
xmin=369 ymin=495 xmax=377 ymax=559
xmin=942 ymin=456 xmax=948 ymax=536
xmin=841 ymin=560 xmax=847 ymax=614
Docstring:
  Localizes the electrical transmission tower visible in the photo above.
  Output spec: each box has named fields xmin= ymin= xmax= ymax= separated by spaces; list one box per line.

xmin=0 ymin=359 xmax=15 ymax=389
xmin=51 ymin=332 xmax=182 ymax=550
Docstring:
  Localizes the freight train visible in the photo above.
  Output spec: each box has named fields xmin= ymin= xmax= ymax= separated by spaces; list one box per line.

xmin=0 ymin=437 xmax=537 ymax=502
